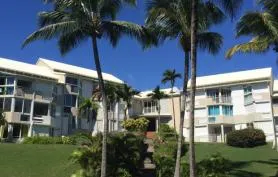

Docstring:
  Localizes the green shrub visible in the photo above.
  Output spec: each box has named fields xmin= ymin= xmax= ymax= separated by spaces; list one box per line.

xmin=69 ymin=133 xmax=93 ymax=146
xmin=23 ymin=136 xmax=63 ymax=144
xmin=71 ymin=132 xmax=146 ymax=177
xmin=153 ymin=124 xmax=187 ymax=177
xmin=157 ymin=124 xmax=177 ymax=141
xmin=226 ymin=128 xmax=266 ymax=148
xmin=122 ymin=117 xmax=149 ymax=132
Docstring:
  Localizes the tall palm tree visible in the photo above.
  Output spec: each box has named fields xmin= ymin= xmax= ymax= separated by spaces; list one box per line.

xmin=78 ymin=97 xmax=99 ymax=133
xmin=147 ymin=86 xmax=167 ymax=131
xmin=146 ymin=1 xmax=224 ymax=176
xmin=161 ymin=69 xmax=181 ymax=130
xmin=188 ymin=0 xmax=243 ymax=176
xmin=116 ymin=84 xmax=140 ymax=120
xmin=22 ymin=1 xmax=150 ymax=176
xmin=225 ymin=0 xmax=278 ymax=151
xmin=226 ymin=0 xmax=278 ymax=58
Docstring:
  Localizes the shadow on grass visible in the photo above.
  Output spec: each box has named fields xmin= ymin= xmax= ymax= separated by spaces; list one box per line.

xmin=228 ymin=161 xmax=263 ymax=177
xmin=227 ymin=159 xmax=278 ymax=177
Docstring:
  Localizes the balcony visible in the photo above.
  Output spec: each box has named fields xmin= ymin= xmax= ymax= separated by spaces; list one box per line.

xmin=273 ymin=104 xmax=278 ymax=116
xmin=15 ymin=87 xmax=53 ymax=102
xmin=5 ymin=112 xmax=54 ymax=126
xmin=206 ymin=96 xmax=232 ymax=105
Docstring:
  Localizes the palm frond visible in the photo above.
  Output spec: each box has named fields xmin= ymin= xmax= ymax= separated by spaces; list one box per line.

xmin=225 ymin=37 xmax=271 ymax=59
xmin=197 ymin=32 xmax=223 ymax=55
xmin=212 ymin=0 xmax=243 ymax=20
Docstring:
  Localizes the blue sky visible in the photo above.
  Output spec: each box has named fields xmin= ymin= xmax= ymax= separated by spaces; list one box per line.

xmin=0 ymin=1 xmax=276 ymax=91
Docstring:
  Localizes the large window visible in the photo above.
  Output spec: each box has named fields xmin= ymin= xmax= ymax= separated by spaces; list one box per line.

xmin=64 ymin=94 xmax=77 ymax=107
xmin=244 ymin=86 xmax=253 ymax=105
xmin=143 ymin=101 xmax=157 ymax=113
xmin=208 ymin=105 xmax=220 ymax=116
xmin=66 ymin=77 xmax=78 ymax=85
xmin=4 ymin=98 xmax=11 ymax=112
xmin=33 ymin=103 xmax=48 ymax=117
xmin=15 ymin=99 xmax=23 ymax=112
xmin=23 ymin=100 xmax=31 ymax=114
xmin=222 ymin=105 xmax=233 ymax=116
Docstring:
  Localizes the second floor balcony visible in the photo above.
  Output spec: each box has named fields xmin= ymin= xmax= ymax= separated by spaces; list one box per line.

xmin=15 ymin=87 xmax=53 ymax=102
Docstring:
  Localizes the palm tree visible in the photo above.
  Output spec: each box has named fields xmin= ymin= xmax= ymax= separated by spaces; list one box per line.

xmin=147 ymin=86 xmax=167 ymax=131
xmin=116 ymin=84 xmax=140 ymax=120
xmin=226 ymin=0 xmax=278 ymax=58
xmin=78 ymin=97 xmax=99 ymax=134
xmin=22 ymin=1 xmax=151 ymax=176
xmin=188 ymin=0 xmax=243 ymax=176
xmin=225 ymin=0 xmax=278 ymax=151
xmin=146 ymin=1 xmax=224 ymax=176
xmin=161 ymin=69 xmax=181 ymax=130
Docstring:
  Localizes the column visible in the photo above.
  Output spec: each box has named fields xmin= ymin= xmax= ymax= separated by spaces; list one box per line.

xmin=28 ymin=93 xmax=35 ymax=137
xmin=7 ymin=123 xmax=13 ymax=141
xmin=11 ymin=98 xmax=15 ymax=112
xmin=221 ymin=124 xmax=224 ymax=143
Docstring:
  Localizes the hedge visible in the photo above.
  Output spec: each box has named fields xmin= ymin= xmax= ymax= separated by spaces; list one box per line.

xmin=226 ymin=128 xmax=266 ymax=148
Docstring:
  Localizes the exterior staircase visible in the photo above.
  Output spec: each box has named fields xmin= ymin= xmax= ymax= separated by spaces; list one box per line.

xmin=140 ymin=138 xmax=155 ymax=177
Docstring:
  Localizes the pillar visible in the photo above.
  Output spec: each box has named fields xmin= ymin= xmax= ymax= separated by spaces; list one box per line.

xmin=28 ymin=93 xmax=35 ymax=137
xmin=7 ymin=123 xmax=13 ymax=141
xmin=221 ymin=124 xmax=224 ymax=143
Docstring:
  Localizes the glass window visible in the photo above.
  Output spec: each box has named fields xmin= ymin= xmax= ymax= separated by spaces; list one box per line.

xmin=6 ymin=77 xmax=14 ymax=85
xmin=66 ymin=77 xmax=78 ymax=85
xmin=15 ymin=99 xmax=23 ymax=112
xmin=143 ymin=100 xmax=157 ymax=113
xmin=64 ymin=95 xmax=77 ymax=107
xmin=4 ymin=98 xmax=11 ymax=112
xmin=6 ymin=87 xmax=14 ymax=95
xmin=244 ymin=86 xmax=253 ymax=105
xmin=23 ymin=100 xmax=31 ymax=113
xmin=72 ymin=117 xmax=76 ymax=129
xmin=64 ymin=107 xmax=71 ymax=114
xmin=0 ymin=98 xmax=3 ymax=109
xmin=208 ymin=105 xmax=220 ymax=116
xmin=33 ymin=103 xmax=48 ymax=117
xmin=222 ymin=105 xmax=233 ymax=116
xmin=0 ymin=78 xmax=5 ymax=85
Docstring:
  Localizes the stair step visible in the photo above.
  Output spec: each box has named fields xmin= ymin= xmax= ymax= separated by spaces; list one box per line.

xmin=144 ymin=163 xmax=156 ymax=169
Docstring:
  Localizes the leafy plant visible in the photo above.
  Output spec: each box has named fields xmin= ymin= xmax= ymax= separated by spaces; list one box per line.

xmin=226 ymin=128 xmax=266 ymax=148
xmin=121 ymin=117 xmax=149 ymax=132
xmin=71 ymin=132 xmax=146 ymax=177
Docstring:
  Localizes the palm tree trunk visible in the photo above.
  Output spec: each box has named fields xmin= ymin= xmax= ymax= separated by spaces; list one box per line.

xmin=92 ymin=36 xmax=108 ymax=177
xmin=189 ymin=0 xmax=197 ymax=176
xmin=174 ymin=52 xmax=189 ymax=177
xmin=171 ymin=86 xmax=176 ymax=130
xmin=158 ymin=102 xmax=161 ymax=131
xmin=124 ymin=107 xmax=128 ymax=121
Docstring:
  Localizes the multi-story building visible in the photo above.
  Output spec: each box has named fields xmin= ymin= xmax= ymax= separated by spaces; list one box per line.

xmin=183 ymin=68 xmax=275 ymax=142
xmin=129 ymin=68 xmax=277 ymax=143
xmin=0 ymin=57 xmax=125 ymax=139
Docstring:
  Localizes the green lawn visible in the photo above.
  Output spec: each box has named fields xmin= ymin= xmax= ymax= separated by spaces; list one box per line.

xmin=0 ymin=143 xmax=278 ymax=177
xmin=0 ymin=144 xmax=77 ymax=177
xmin=195 ymin=143 xmax=278 ymax=177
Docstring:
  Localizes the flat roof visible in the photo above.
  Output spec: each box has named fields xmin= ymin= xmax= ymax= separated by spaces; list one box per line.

xmin=190 ymin=67 xmax=272 ymax=88
xmin=37 ymin=58 xmax=124 ymax=84
xmin=0 ymin=57 xmax=59 ymax=80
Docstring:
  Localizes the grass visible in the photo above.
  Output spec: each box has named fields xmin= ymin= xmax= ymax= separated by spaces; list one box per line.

xmin=195 ymin=143 xmax=278 ymax=177
xmin=0 ymin=144 xmax=78 ymax=177
xmin=0 ymin=143 xmax=278 ymax=177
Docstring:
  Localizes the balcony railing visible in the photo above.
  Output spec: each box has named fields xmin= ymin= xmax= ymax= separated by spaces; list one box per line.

xmin=15 ymin=87 xmax=53 ymax=101
xmin=207 ymin=96 xmax=232 ymax=104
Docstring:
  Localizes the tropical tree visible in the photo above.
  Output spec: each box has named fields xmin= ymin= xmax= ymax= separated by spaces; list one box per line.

xmin=93 ymin=83 xmax=122 ymax=132
xmin=146 ymin=1 xmax=225 ymax=176
xmin=188 ymin=0 xmax=243 ymax=176
xmin=78 ymin=97 xmax=99 ymax=133
xmin=147 ymin=86 xmax=167 ymax=131
xmin=116 ymin=84 xmax=140 ymax=120
xmin=226 ymin=0 xmax=278 ymax=58
xmin=22 ymin=1 xmax=151 ymax=176
xmin=162 ymin=69 xmax=181 ymax=130
xmin=225 ymin=0 xmax=278 ymax=151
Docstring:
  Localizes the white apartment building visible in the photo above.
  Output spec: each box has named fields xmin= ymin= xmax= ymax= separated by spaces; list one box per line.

xmin=182 ymin=68 xmax=275 ymax=142
xmin=0 ymin=57 xmax=277 ymax=143
xmin=129 ymin=68 xmax=277 ymax=143
xmin=0 ymin=57 xmax=125 ymax=139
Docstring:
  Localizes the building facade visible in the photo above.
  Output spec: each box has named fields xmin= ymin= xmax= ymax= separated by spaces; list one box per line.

xmin=0 ymin=57 xmax=125 ymax=139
